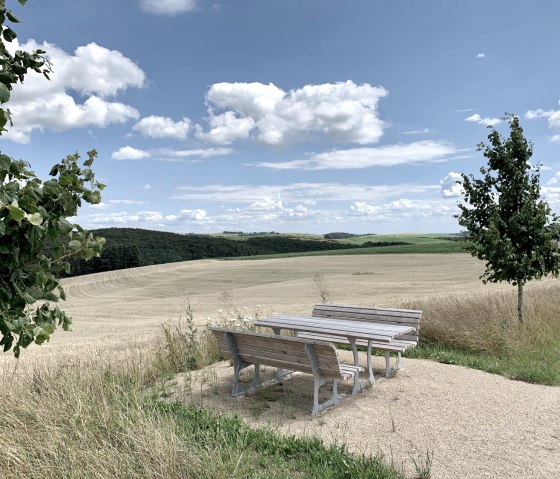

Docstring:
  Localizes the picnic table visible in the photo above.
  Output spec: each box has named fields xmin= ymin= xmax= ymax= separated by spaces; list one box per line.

xmin=254 ymin=314 xmax=416 ymax=387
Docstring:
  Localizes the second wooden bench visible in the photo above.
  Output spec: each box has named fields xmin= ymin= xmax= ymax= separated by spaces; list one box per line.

xmin=297 ymin=304 xmax=421 ymax=377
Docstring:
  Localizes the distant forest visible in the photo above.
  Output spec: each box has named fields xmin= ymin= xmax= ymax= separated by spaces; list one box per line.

xmin=68 ymin=228 xmax=405 ymax=276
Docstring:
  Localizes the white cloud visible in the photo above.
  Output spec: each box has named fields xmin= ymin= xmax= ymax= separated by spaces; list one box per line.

xmin=525 ymin=106 xmax=560 ymax=142
xmin=465 ymin=113 xmax=501 ymax=127
xmin=111 ymin=146 xmax=232 ymax=161
xmin=133 ymin=115 xmax=191 ymax=140
xmin=109 ymin=200 xmax=147 ymax=205
xmin=195 ymin=111 xmax=255 ymax=144
xmin=546 ymin=172 xmax=560 ymax=185
xmin=440 ymin=172 xmax=464 ymax=198
xmin=253 ymin=141 xmax=458 ymax=170
xmin=403 ymin=128 xmax=430 ymax=135
xmin=112 ymin=146 xmax=151 ymax=160
xmin=86 ymin=208 xmax=209 ymax=226
xmin=165 ymin=209 xmax=208 ymax=221
xmin=155 ymin=147 xmax=233 ymax=158
xmin=172 ymin=182 xmax=438 ymax=203
xmin=349 ymin=202 xmax=383 ymax=216
xmin=196 ymin=80 xmax=388 ymax=145
xmin=1 ymin=40 xmax=144 ymax=143
xmin=140 ymin=0 xmax=198 ymax=15
xmin=348 ymin=199 xmax=457 ymax=221
xmin=79 ymin=181 xmax=461 ymax=233
xmin=139 ymin=184 xmax=152 ymax=190
xmin=476 ymin=53 xmax=486 ymax=58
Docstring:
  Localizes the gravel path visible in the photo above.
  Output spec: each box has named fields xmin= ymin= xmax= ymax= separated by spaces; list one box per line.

xmin=174 ymin=355 xmax=560 ymax=478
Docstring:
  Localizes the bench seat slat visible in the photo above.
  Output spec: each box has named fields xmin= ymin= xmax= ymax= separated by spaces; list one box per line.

xmin=297 ymin=332 xmax=417 ymax=352
xmin=313 ymin=311 xmax=420 ymax=326
xmin=313 ymin=304 xmax=422 ymax=316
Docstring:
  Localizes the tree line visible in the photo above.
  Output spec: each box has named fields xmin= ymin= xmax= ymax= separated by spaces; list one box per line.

xmin=67 ymin=228 xmax=376 ymax=276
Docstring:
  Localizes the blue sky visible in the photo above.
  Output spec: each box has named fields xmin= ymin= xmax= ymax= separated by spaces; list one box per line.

xmin=3 ymin=0 xmax=560 ymax=234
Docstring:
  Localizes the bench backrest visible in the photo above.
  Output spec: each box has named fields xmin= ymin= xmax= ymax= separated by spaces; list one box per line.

xmin=210 ymin=326 xmax=343 ymax=379
xmin=312 ymin=304 xmax=421 ymax=343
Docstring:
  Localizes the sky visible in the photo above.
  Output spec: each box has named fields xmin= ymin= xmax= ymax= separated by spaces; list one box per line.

xmin=3 ymin=0 xmax=560 ymax=235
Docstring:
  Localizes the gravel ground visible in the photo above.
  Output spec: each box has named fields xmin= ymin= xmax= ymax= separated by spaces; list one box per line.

xmin=171 ymin=354 xmax=560 ymax=479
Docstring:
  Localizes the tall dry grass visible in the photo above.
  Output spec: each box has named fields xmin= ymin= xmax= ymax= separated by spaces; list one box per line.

xmin=0 ymin=335 xmax=405 ymax=479
xmin=0 ymin=352 xmax=213 ymax=478
xmin=403 ymin=281 xmax=560 ymax=355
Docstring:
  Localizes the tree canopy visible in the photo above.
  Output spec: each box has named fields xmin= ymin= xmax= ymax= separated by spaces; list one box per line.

xmin=457 ymin=114 xmax=560 ymax=322
xmin=0 ymin=0 xmax=104 ymax=356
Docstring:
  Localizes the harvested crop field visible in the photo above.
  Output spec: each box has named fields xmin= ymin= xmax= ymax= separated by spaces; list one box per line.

xmin=10 ymin=253 xmax=519 ymax=356
xmin=1 ymin=253 xmax=558 ymax=478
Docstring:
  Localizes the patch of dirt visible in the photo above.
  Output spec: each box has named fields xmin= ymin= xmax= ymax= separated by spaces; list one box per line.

xmin=167 ymin=354 xmax=560 ymax=479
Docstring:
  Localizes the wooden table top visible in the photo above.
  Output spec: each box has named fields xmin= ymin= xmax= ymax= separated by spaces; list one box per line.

xmin=255 ymin=314 xmax=415 ymax=343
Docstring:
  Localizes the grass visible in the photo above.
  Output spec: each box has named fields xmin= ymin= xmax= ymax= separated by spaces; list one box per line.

xmin=218 ymin=233 xmax=468 ymax=260
xmin=0 ymin=343 xmax=408 ymax=479
xmin=401 ymin=282 xmax=560 ymax=385
xmin=225 ymin=241 xmax=466 ymax=261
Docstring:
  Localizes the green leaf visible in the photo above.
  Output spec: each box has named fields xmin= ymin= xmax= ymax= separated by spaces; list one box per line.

xmin=6 ymin=11 xmax=20 ymax=23
xmin=0 ymin=83 xmax=10 ymax=104
xmin=58 ymin=285 xmax=66 ymax=301
xmin=8 ymin=204 xmax=25 ymax=222
xmin=2 ymin=27 xmax=17 ymax=42
xmin=25 ymin=211 xmax=43 ymax=225
xmin=0 ymin=153 xmax=11 ymax=171
xmin=22 ymin=293 xmax=35 ymax=304
xmin=68 ymin=240 xmax=81 ymax=250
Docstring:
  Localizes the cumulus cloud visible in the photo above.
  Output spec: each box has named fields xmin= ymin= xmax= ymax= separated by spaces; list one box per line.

xmin=465 ymin=113 xmax=501 ymax=127
xmin=140 ymin=0 xmax=198 ymax=15
xmin=2 ymin=40 xmax=144 ymax=143
xmin=112 ymin=146 xmax=151 ymax=160
xmin=195 ymin=111 xmax=255 ymax=144
xmin=196 ymin=80 xmax=388 ymax=145
xmin=525 ymin=106 xmax=560 ymax=141
xmin=253 ymin=141 xmax=458 ymax=170
xmin=133 ymin=115 xmax=191 ymax=140
xmin=85 ymin=208 xmax=209 ymax=227
xmin=79 ymin=180 xmax=461 ymax=232
xmin=165 ymin=209 xmax=207 ymax=221
xmin=476 ymin=53 xmax=486 ymax=58
xmin=440 ymin=172 xmax=464 ymax=198
xmin=348 ymin=199 xmax=457 ymax=221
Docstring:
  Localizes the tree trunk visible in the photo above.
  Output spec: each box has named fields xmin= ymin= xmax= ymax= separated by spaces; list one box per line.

xmin=517 ymin=282 xmax=524 ymax=324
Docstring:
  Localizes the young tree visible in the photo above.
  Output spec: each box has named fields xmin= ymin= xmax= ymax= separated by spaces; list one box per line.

xmin=0 ymin=0 xmax=104 ymax=356
xmin=457 ymin=114 xmax=560 ymax=323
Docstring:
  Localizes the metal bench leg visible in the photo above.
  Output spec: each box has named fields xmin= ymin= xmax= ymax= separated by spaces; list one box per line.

xmin=367 ymin=341 xmax=376 ymax=383
xmin=225 ymin=332 xmax=261 ymax=396
xmin=384 ymin=351 xmax=392 ymax=378
xmin=305 ymin=343 xmax=340 ymax=416
xmin=349 ymin=337 xmax=370 ymax=393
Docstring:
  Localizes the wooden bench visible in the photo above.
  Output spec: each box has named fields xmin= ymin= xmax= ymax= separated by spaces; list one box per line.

xmin=297 ymin=304 xmax=421 ymax=378
xmin=209 ymin=326 xmax=363 ymax=416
